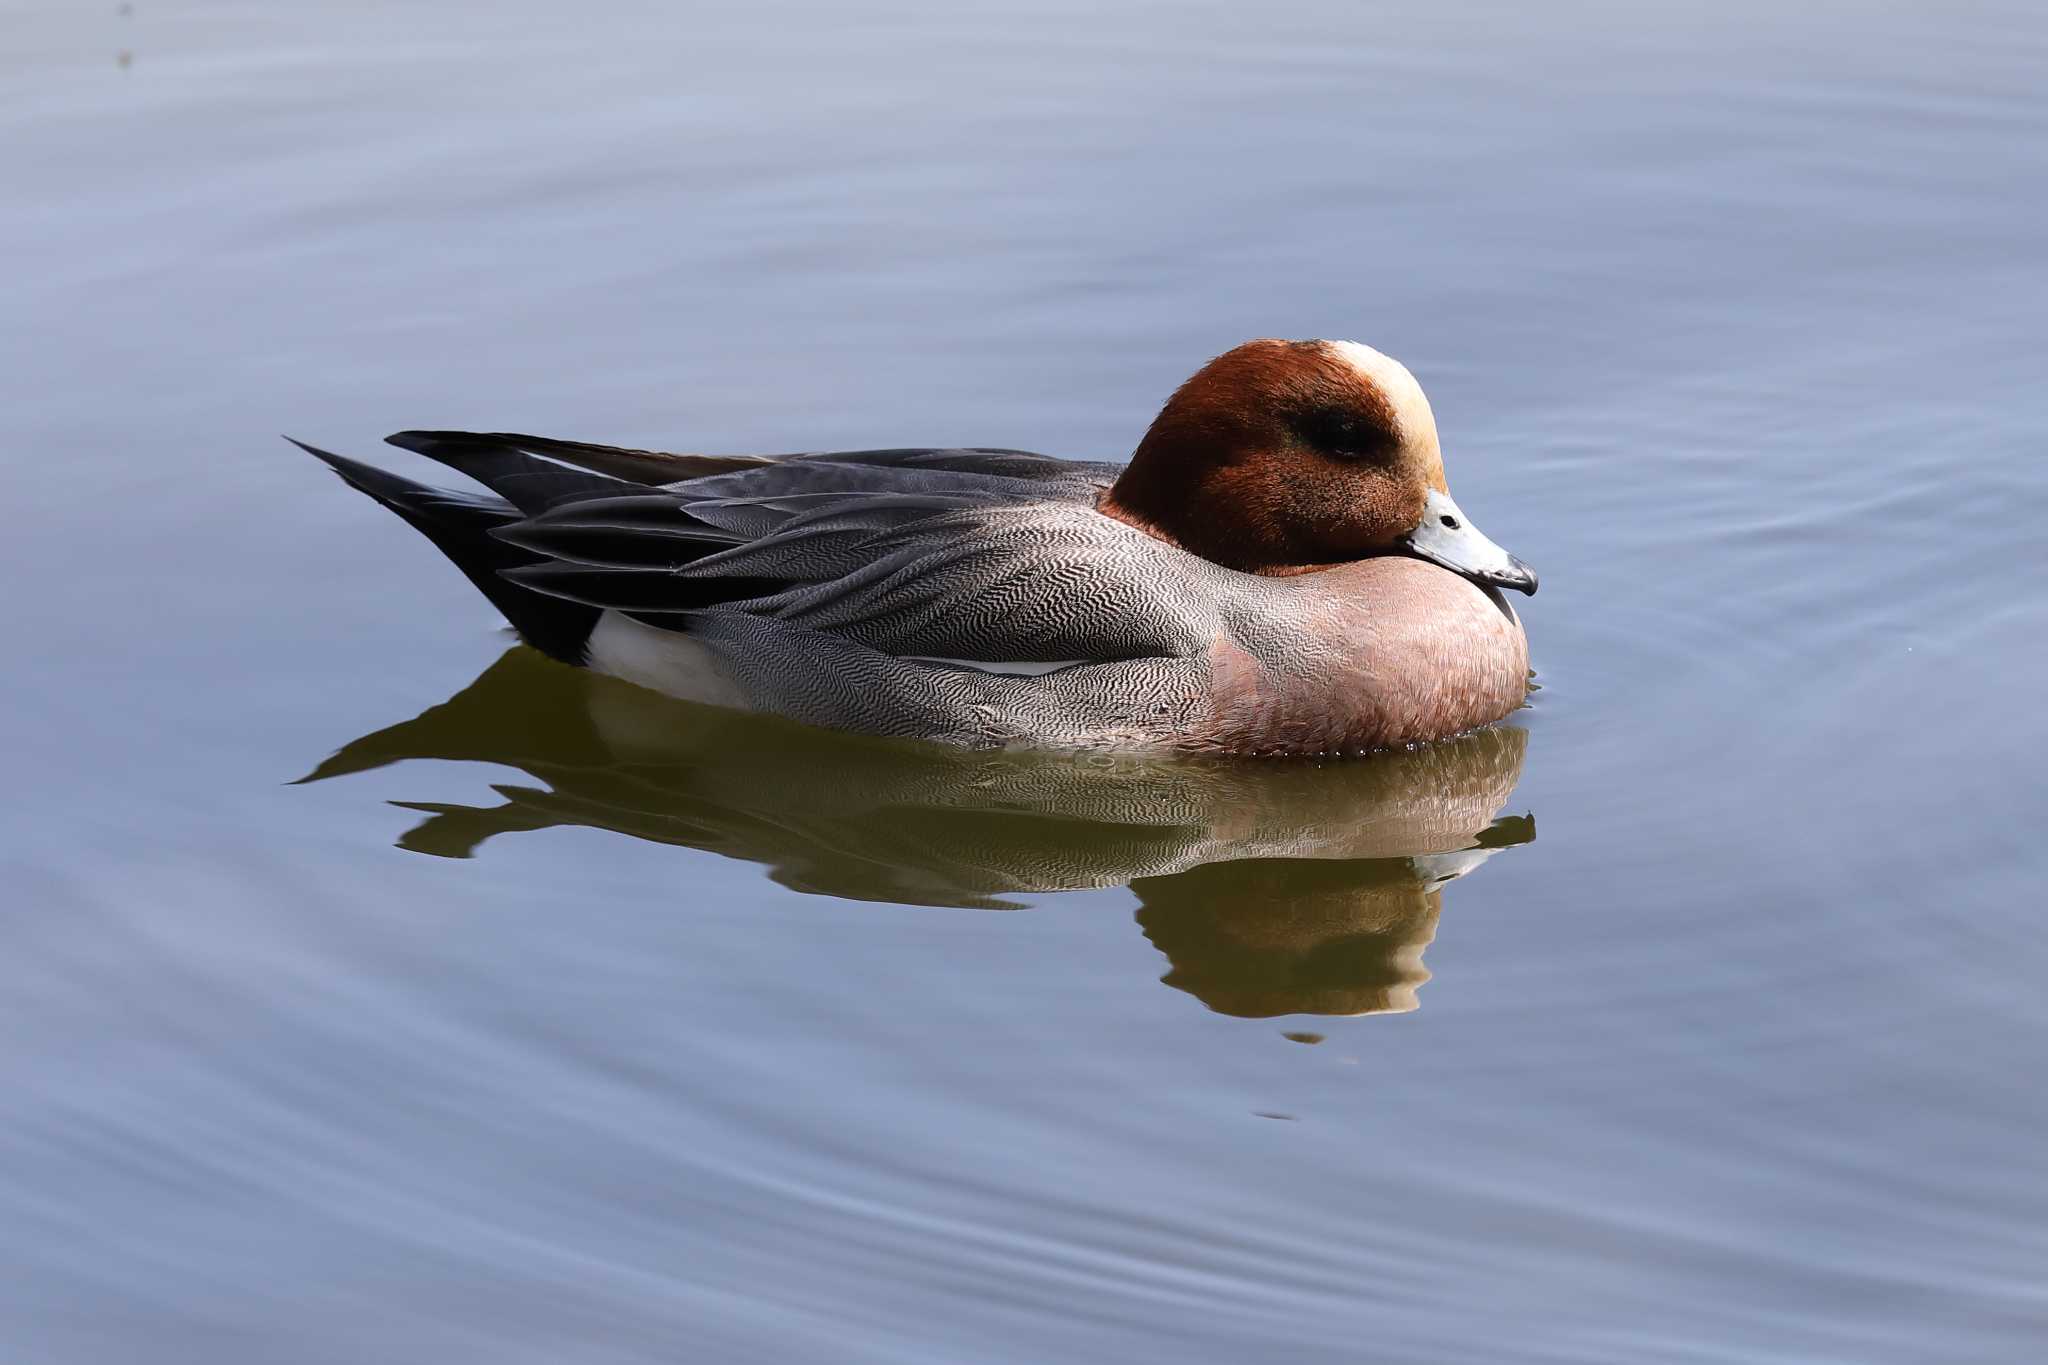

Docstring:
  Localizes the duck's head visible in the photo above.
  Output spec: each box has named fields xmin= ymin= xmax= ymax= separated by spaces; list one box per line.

xmin=1100 ymin=338 xmax=1536 ymax=592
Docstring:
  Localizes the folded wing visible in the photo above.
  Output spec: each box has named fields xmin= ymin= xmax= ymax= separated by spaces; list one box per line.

xmin=466 ymin=443 xmax=1212 ymax=668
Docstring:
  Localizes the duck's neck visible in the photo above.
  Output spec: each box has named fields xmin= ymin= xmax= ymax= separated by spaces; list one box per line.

xmin=1098 ymin=471 xmax=1339 ymax=580
xmin=1100 ymin=436 xmax=1304 ymax=576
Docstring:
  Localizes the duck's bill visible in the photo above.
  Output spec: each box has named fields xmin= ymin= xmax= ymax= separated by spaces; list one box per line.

xmin=1400 ymin=489 xmax=1539 ymax=595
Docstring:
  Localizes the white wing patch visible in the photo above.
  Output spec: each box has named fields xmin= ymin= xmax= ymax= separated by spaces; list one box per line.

xmin=904 ymin=656 xmax=1094 ymax=678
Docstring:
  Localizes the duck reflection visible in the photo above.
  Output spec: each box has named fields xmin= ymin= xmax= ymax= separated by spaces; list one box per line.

xmin=302 ymin=648 xmax=1534 ymax=1017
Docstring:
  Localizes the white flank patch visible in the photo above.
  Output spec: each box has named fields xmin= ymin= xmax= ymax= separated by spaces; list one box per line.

xmin=585 ymin=611 xmax=752 ymax=710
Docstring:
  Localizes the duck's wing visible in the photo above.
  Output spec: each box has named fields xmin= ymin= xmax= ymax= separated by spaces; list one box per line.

xmin=387 ymin=430 xmax=1116 ymax=497
xmin=693 ymin=499 xmax=1217 ymax=665
xmin=310 ymin=429 xmax=1192 ymax=673
xmin=387 ymin=431 xmax=775 ymax=487
xmin=492 ymin=471 xmax=1217 ymax=669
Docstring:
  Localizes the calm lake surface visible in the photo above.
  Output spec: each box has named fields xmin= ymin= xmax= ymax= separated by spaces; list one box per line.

xmin=4 ymin=1 xmax=2046 ymax=1360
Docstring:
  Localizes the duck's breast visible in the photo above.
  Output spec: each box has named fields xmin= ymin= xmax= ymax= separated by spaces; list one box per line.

xmin=1205 ymin=557 xmax=1530 ymax=754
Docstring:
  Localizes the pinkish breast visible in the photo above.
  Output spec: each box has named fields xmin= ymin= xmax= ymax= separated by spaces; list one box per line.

xmin=1200 ymin=557 xmax=1530 ymax=755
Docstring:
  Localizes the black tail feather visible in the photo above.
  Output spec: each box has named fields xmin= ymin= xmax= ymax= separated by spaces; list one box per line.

xmin=290 ymin=438 xmax=599 ymax=663
xmin=388 ymin=429 xmax=774 ymax=487
xmin=381 ymin=431 xmax=638 ymax=514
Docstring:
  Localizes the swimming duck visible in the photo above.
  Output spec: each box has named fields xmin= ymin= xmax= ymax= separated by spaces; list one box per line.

xmin=295 ymin=338 xmax=1535 ymax=755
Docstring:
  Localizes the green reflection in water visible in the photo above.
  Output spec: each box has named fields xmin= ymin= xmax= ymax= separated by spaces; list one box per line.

xmin=303 ymin=647 xmax=1534 ymax=1018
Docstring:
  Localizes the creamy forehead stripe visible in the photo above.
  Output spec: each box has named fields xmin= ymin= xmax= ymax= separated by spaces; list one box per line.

xmin=1324 ymin=339 xmax=1437 ymax=443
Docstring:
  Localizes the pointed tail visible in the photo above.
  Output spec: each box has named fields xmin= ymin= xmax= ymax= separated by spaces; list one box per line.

xmin=288 ymin=438 xmax=600 ymax=664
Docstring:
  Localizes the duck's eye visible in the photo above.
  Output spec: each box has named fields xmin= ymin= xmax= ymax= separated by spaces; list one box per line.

xmin=1293 ymin=406 xmax=1392 ymax=462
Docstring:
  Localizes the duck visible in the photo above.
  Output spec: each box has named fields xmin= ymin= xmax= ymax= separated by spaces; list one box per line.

xmin=294 ymin=338 xmax=1536 ymax=756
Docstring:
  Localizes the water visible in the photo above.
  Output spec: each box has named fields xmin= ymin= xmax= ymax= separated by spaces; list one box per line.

xmin=4 ymin=1 xmax=2046 ymax=1359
